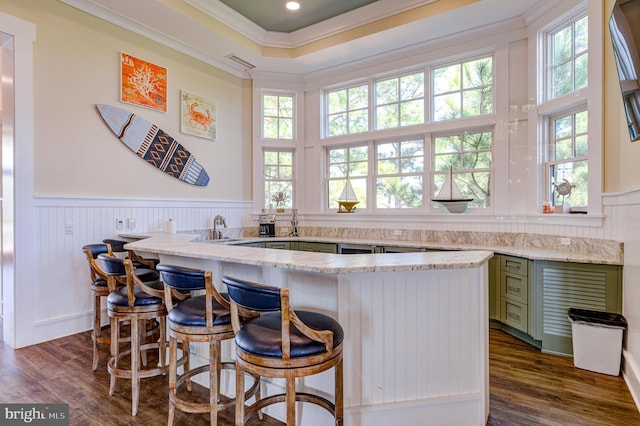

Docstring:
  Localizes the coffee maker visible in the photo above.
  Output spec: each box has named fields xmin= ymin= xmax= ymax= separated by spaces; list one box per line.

xmin=259 ymin=214 xmax=276 ymax=237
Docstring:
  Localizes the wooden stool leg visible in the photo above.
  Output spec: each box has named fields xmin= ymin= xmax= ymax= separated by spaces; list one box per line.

xmin=168 ymin=335 xmax=177 ymax=426
xmin=210 ymin=339 xmax=218 ymax=426
xmin=131 ymin=317 xmax=140 ymax=416
xmin=235 ymin=364 xmax=245 ymax=426
xmin=335 ymin=358 xmax=344 ymax=426
xmin=109 ymin=316 xmax=119 ymax=396
xmin=184 ymin=341 xmax=192 ymax=392
xmin=92 ymin=293 xmax=102 ymax=371
xmin=159 ymin=317 xmax=166 ymax=371
xmin=286 ymin=371 xmax=296 ymax=426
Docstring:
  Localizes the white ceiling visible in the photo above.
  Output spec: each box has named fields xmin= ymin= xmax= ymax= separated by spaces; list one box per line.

xmin=58 ymin=0 xmax=556 ymax=78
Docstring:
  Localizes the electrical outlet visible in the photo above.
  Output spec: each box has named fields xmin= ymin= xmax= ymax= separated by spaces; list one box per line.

xmin=127 ymin=218 xmax=137 ymax=229
xmin=115 ymin=218 xmax=124 ymax=230
xmin=560 ymin=237 xmax=571 ymax=246
xmin=65 ymin=223 xmax=74 ymax=235
xmin=393 ymin=229 xmax=402 ymax=236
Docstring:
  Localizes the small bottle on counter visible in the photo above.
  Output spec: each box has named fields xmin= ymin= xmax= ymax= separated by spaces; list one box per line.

xmin=542 ymin=201 xmax=553 ymax=214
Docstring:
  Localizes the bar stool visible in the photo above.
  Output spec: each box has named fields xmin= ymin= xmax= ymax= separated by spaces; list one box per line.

xmin=83 ymin=244 xmax=160 ymax=372
xmin=99 ymin=254 xmax=167 ymax=416
xmin=222 ymin=276 xmax=344 ymax=426
xmin=103 ymin=238 xmax=159 ymax=270
xmin=157 ymin=265 xmax=259 ymax=426
xmin=82 ymin=243 xmax=114 ymax=371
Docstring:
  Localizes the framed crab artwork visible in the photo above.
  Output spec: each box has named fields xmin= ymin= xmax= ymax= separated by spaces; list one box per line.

xmin=180 ymin=91 xmax=217 ymax=141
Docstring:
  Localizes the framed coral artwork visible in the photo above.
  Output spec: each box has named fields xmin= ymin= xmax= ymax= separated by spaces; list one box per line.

xmin=120 ymin=52 xmax=167 ymax=112
xmin=180 ymin=91 xmax=216 ymax=141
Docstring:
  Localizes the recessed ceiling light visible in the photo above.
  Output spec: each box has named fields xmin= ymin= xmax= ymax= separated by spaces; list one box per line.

xmin=286 ymin=1 xmax=300 ymax=11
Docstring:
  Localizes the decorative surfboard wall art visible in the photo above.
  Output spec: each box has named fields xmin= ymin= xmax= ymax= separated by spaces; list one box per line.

xmin=96 ymin=104 xmax=210 ymax=186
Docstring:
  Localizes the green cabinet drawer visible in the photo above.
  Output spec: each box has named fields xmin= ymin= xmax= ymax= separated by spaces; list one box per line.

xmin=500 ymin=271 xmax=528 ymax=304
xmin=264 ymin=241 xmax=290 ymax=250
xmin=501 ymin=297 xmax=528 ymax=333
xmin=500 ymin=255 xmax=528 ymax=276
xmin=297 ymin=241 xmax=338 ymax=254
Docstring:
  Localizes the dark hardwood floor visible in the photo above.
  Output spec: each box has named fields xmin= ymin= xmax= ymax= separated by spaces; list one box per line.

xmin=1 ymin=326 xmax=639 ymax=425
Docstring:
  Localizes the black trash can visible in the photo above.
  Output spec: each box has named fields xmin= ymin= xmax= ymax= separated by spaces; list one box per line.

xmin=568 ymin=308 xmax=627 ymax=376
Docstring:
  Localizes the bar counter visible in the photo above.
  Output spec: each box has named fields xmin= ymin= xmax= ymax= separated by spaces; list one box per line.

xmin=126 ymin=233 xmax=493 ymax=426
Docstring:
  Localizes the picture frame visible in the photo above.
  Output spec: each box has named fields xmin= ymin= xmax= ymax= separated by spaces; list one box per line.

xmin=120 ymin=52 xmax=167 ymax=112
xmin=180 ymin=90 xmax=217 ymax=141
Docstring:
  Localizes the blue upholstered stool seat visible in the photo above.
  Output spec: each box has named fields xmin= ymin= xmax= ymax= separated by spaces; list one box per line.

xmin=236 ymin=311 xmax=344 ymax=359
xmin=107 ymin=280 xmax=164 ymax=307
xmin=168 ymin=294 xmax=231 ymax=327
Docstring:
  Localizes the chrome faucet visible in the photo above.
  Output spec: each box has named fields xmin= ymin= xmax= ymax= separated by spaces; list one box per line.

xmin=211 ymin=215 xmax=227 ymax=240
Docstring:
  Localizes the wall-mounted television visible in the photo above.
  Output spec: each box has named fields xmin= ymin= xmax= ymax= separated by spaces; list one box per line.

xmin=610 ymin=0 xmax=640 ymax=142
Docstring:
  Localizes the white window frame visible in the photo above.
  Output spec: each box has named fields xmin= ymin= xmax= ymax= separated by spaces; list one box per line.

xmin=535 ymin=1 xmax=602 ymax=216
xmin=262 ymin=92 xmax=295 ymax=141
xmin=431 ymin=54 xmax=495 ymax=122
xmin=374 ymin=71 xmax=425 ymax=130
xmin=324 ymin=83 xmax=370 ymax=138
xmin=263 ymin=148 xmax=295 ymax=210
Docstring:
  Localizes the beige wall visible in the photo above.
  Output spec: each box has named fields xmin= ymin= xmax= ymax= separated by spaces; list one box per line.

xmin=0 ymin=0 xmax=252 ymax=201
xmin=604 ymin=0 xmax=640 ymax=193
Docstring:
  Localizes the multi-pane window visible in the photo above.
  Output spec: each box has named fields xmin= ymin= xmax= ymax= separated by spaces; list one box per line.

xmin=375 ymin=72 xmax=425 ymax=130
xmin=327 ymin=146 xmax=368 ymax=209
xmin=326 ymin=84 xmax=369 ymax=137
xmin=432 ymin=131 xmax=492 ymax=208
xmin=546 ymin=110 xmax=588 ymax=209
xmin=263 ymin=150 xmax=294 ymax=209
xmin=263 ymin=94 xmax=294 ymax=139
xmin=432 ymin=56 xmax=493 ymax=121
xmin=376 ymin=140 xmax=424 ymax=208
xmin=549 ymin=15 xmax=588 ymax=99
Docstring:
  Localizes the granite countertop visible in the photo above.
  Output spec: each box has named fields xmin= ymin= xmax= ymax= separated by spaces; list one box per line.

xmin=123 ymin=233 xmax=494 ymax=274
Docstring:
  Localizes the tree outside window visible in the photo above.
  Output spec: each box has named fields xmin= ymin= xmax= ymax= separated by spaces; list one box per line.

xmin=263 ymin=94 xmax=293 ymax=140
xmin=433 ymin=56 xmax=493 ymax=121
xmin=433 ymin=131 xmax=492 ymax=208
xmin=376 ymin=140 xmax=424 ymax=208
xmin=263 ymin=150 xmax=293 ymax=209
xmin=375 ymin=72 xmax=424 ymax=130
xmin=326 ymin=84 xmax=369 ymax=137
xmin=549 ymin=15 xmax=588 ymax=99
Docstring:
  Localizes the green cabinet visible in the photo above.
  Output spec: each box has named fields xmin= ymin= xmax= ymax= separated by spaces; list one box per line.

xmin=499 ymin=256 xmax=531 ymax=334
xmin=532 ymin=260 xmax=622 ymax=355
xmin=296 ymin=241 xmax=338 ymax=254
xmin=264 ymin=241 xmax=297 ymax=250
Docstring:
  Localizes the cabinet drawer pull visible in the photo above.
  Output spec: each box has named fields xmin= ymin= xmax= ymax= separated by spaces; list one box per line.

xmin=507 ymin=286 xmax=521 ymax=293
xmin=505 ymin=260 xmax=521 ymax=271
xmin=508 ymin=311 xmax=521 ymax=320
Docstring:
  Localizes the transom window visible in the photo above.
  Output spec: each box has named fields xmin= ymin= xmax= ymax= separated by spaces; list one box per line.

xmin=263 ymin=93 xmax=294 ymax=140
xmin=432 ymin=131 xmax=492 ymax=208
xmin=326 ymin=84 xmax=369 ymax=137
xmin=432 ymin=56 xmax=493 ymax=121
xmin=546 ymin=109 xmax=588 ymax=209
xmin=548 ymin=15 xmax=588 ymax=99
xmin=375 ymin=72 xmax=425 ymax=130
xmin=263 ymin=150 xmax=294 ymax=209
xmin=376 ymin=140 xmax=424 ymax=208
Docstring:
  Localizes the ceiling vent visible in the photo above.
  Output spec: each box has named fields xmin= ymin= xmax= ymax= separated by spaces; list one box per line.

xmin=225 ymin=54 xmax=256 ymax=70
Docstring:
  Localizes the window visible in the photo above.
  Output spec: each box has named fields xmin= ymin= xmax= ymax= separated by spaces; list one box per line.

xmin=376 ymin=139 xmax=424 ymax=208
xmin=263 ymin=94 xmax=294 ymax=139
xmin=326 ymin=84 xmax=369 ymax=137
xmin=548 ymin=15 xmax=588 ymax=99
xmin=432 ymin=56 xmax=493 ymax=121
xmin=263 ymin=150 xmax=294 ymax=209
xmin=375 ymin=72 xmax=424 ymax=130
xmin=546 ymin=109 xmax=588 ymax=209
xmin=432 ymin=131 xmax=492 ymax=208
xmin=327 ymin=145 xmax=368 ymax=209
